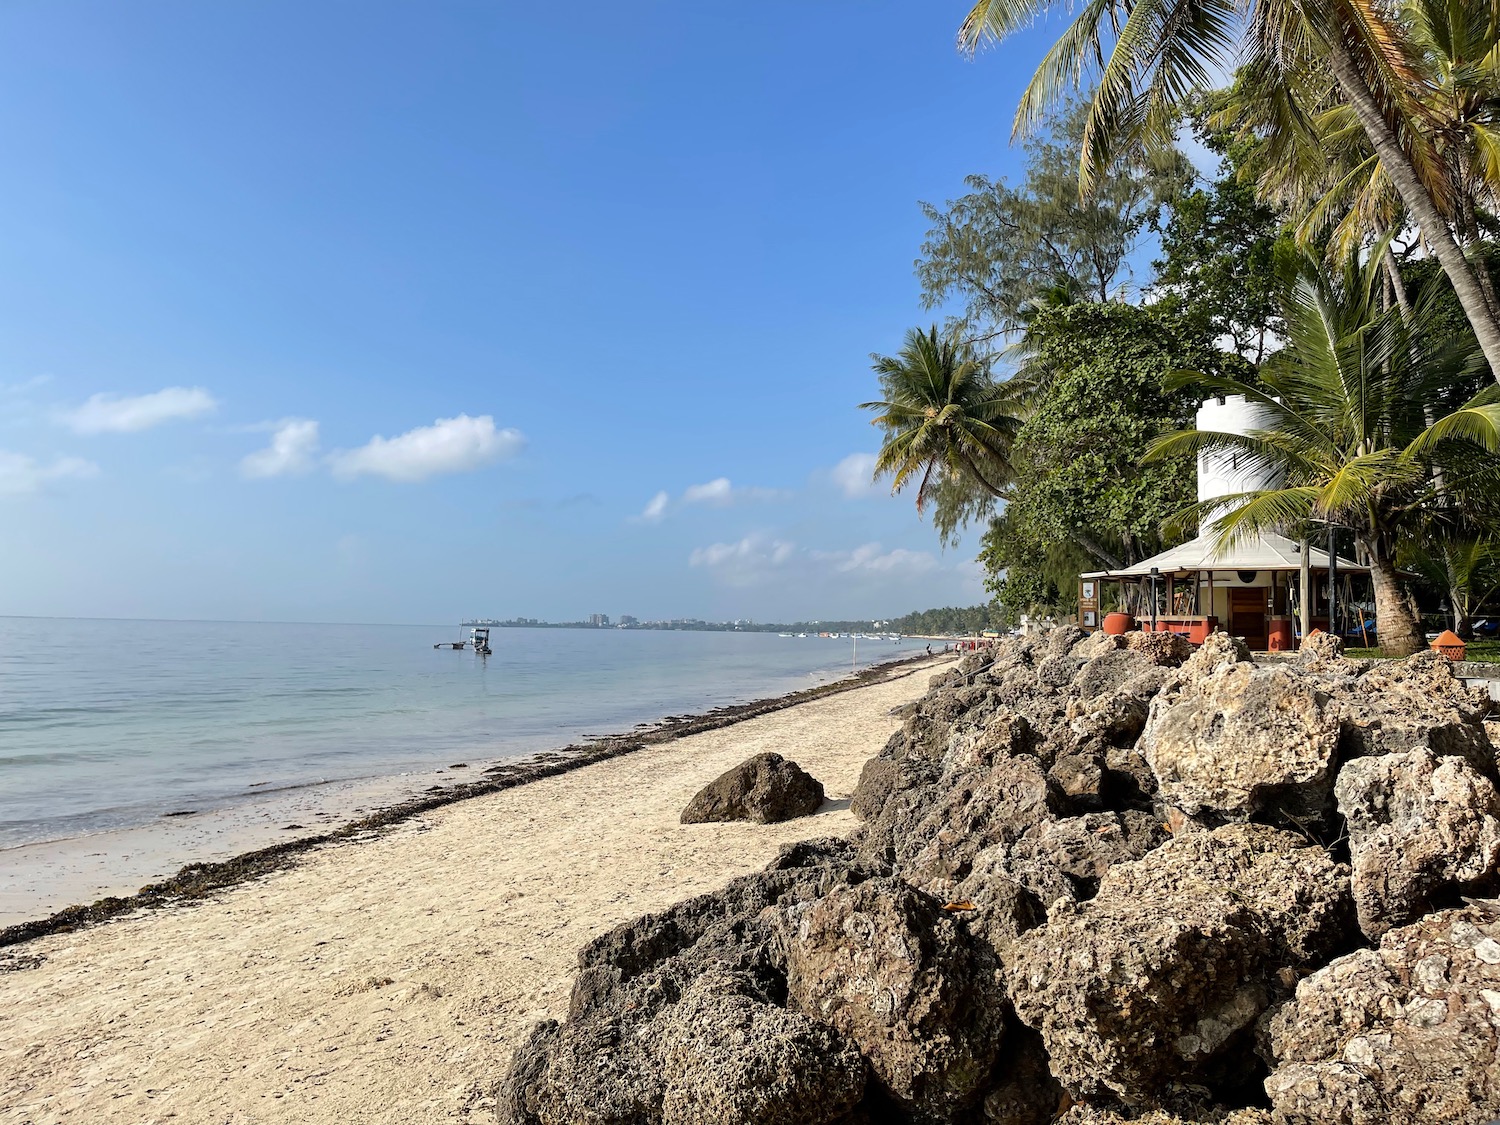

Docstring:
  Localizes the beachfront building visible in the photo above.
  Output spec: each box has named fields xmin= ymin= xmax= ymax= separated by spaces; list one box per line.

xmin=1077 ymin=396 xmax=1369 ymax=651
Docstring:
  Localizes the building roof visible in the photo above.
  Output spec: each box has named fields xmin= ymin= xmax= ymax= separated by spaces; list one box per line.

xmin=1081 ymin=530 xmax=1367 ymax=579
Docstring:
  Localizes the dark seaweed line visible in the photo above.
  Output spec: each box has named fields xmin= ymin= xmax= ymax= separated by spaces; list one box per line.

xmin=0 ymin=652 xmax=939 ymax=953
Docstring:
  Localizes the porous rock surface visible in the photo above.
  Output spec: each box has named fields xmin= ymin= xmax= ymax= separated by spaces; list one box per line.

xmin=1265 ymin=903 xmax=1500 ymax=1124
xmin=680 ymin=751 xmax=826 ymax=824
xmin=499 ymin=628 xmax=1499 ymax=1125
xmin=1335 ymin=748 xmax=1500 ymax=936
xmin=1138 ymin=655 xmax=1340 ymax=821
xmin=783 ymin=877 xmax=1007 ymax=1122
xmin=1004 ymin=823 xmax=1353 ymax=1103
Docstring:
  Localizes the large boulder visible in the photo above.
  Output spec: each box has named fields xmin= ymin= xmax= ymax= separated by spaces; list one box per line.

xmin=783 ymin=878 xmax=1007 ymax=1124
xmin=1067 ymin=660 xmax=1173 ymax=746
xmin=652 ymin=970 xmax=868 ymax=1125
xmin=1057 ymin=1107 xmax=1271 ymax=1125
xmin=1139 ymin=661 xmax=1340 ymax=822
xmin=1047 ymin=748 xmax=1107 ymax=810
xmin=942 ymin=710 xmax=1035 ymax=777
xmin=1334 ymin=651 xmax=1495 ymax=774
xmin=500 ymin=1016 xmax=660 ymax=1125
xmin=1182 ymin=631 xmax=1252 ymax=676
xmin=1007 ymin=811 xmax=1168 ymax=901
xmin=876 ymin=755 xmax=1063 ymax=896
xmin=681 ymin=752 xmax=826 ymax=824
xmin=1265 ymin=903 xmax=1500 ymax=1124
xmin=948 ymin=849 xmax=1050 ymax=955
xmin=1004 ymin=824 xmax=1354 ymax=1104
xmin=502 ymin=972 xmax=869 ymax=1125
xmin=498 ymin=841 xmax=879 ymax=1125
xmin=1125 ymin=630 xmax=1196 ymax=667
xmin=1334 ymin=748 xmax=1500 ymax=936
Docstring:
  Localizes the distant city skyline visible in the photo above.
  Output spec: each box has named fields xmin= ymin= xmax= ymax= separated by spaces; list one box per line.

xmin=0 ymin=2 xmax=1062 ymax=623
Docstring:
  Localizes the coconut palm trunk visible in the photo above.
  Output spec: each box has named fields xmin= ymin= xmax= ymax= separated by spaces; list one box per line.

xmin=1325 ymin=38 xmax=1500 ymax=384
xmin=1363 ymin=547 xmax=1426 ymax=656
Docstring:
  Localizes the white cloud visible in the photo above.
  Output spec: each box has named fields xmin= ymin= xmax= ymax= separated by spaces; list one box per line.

xmin=683 ymin=477 xmax=734 ymax=506
xmin=64 ymin=386 xmax=218 ymax=434
xmin=241 ymin=419 xmax=320 ymax=479
xmin=0 ymin=451 xmax=99 ymax=496
xmin=689 ymin=535 xmax=797 ymax=586
xmin=328 ymin=414 xmax=524 ymax=482
xmin=830 ymin=452 xmax=883 ymax=499
xmin=639 ymin=490 xmax=670 ymax=522
xmin=810 ymin=541 xmax=941 ymax=576
xmin=638 ymin=477 xmax=787 ymax=523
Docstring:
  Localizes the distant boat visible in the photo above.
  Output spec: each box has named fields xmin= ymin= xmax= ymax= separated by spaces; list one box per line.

xmin=778 ymin=632 xmax=793 ymax=637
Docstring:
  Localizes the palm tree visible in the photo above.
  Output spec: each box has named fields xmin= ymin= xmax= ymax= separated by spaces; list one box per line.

xmin=1147 ymin=251 xmax=1500 ymax=656
xmin=1406 ymin=534 xmax=1500 ymax=638
xmin=861 ymin=326 xmax=1022 ymax=515
xmin=958 ymin=0 xmax=1500 ymax=383
xmin=1218 ymin=1 xmax=1500 ymax=282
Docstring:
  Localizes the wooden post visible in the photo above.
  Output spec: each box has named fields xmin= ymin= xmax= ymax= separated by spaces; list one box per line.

xmin=1328 ymin=525 xmax=1338 ymax=640
xmin=1299 ymin=539 xmax=1312 ymax=639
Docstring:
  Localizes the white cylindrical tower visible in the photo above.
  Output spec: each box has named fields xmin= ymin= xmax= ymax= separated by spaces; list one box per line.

xmin=1195 ymin=395 xmax=1283 ymax=508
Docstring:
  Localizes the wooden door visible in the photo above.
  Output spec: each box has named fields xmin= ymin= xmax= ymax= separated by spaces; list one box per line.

xmin=1229 ymin=588 xmax=1269 ymax=650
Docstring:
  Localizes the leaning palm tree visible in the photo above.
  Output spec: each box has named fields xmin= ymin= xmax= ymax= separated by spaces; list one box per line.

xmin=1147 ymin=250 xmax=1500 ymax=656
xmin=958 ymin=0 xmax=1500 ymax=383
xmin=861 ymin=326 xmax=1023 ymax=516
xmin=1218 ymin=0 xmax=1500 ymax=286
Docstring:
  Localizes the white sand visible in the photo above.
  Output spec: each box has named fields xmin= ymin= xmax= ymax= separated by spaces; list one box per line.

xmin=0 ymin=659 xmax=945 ymax=1125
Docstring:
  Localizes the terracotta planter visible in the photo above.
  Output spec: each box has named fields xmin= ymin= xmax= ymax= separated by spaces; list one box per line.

xmin=1102 ymin=612 xmax=1134 ymax=636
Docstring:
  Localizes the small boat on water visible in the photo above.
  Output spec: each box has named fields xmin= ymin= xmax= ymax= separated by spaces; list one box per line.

xmin=433 ymin=626 xmax=491 ymax=655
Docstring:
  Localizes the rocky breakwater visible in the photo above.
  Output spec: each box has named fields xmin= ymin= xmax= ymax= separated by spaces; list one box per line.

xmin=496 ymin=629 xmax=1500 ymax=1125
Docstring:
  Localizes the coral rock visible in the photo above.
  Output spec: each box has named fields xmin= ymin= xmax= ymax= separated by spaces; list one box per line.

xmin=1004 ymin=824 xmax=1353 ymax=1103
xmin=1139 ymin=663 xmax=1339 ymax=820
xmin=1265 ymin=904 xmax=1500 ymax=1125
xmin=681 ymin=752 xmax=826 ymax=824
xmin=784 ymin=878 xmax=1007 ymax=1124
xmin=1335 ymin=748 xmax=1500 ymax=936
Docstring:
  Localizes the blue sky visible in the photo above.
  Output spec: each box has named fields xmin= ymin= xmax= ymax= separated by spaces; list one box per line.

xmin=0 ymin=2 xmax=1072 ymax=625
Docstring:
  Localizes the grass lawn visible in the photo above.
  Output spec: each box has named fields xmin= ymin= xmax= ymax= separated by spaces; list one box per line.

xmin=1343 ymin=639 xmax=1500 ymax=663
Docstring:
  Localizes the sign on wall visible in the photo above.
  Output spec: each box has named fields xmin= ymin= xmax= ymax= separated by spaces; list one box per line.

xmin=1078 ymin=579 xmax=1098 ymax=630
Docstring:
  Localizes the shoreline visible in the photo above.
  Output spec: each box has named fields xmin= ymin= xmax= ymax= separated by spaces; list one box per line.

xmin=1 ymin=652 xmax=947 ymax=1124
xmin=0 ymin=650 xmax=937 ymax=950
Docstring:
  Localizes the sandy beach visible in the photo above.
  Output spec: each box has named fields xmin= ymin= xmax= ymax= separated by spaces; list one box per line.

xmin=0 ymin=656 xmax=945 ymax=1125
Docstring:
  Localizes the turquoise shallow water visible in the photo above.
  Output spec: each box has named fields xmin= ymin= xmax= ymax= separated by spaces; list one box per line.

xmin=0 ymin=618 xmax=925 ymax=849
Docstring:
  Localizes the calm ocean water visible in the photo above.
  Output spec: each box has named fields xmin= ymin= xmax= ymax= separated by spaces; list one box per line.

xmin=0 ymin=618 xmax=926 ymax=849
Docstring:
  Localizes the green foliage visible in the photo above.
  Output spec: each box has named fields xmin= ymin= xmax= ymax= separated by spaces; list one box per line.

xmin=1029 ymin=304 xmax=1210 ymax=531
xmin=916 ymin=101 xmax=1188 ymax=350
xmin=888 ymin=604 xmax=1005 ymax=635
xmin=862 ymin=326 xmax=1022 ymax=544
xmin=978 ymin=508 xmax=1091 ymax=620
xmin=1394 ymin=247 xmax=1498 ymax=406
xmin=976 ymin=302 xmax=1223 ymax=618
xmin=1153 ymin=118 xmax=1294 ymax=364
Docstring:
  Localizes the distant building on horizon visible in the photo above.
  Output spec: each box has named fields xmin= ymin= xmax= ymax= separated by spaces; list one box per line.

xmin=618 ymin=615 xmax=638 ymax=626
xmin=588 ymin=613 xmax=610 ymax=627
